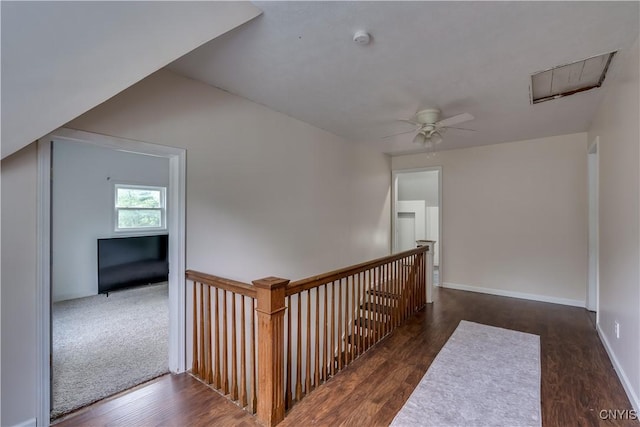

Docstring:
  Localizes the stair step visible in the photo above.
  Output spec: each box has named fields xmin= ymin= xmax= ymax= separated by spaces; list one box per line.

xmin=354 ymin=317 xmax=387 ymax=332
xmin=366 ymin=289 xmax=401 ymax=300
xmin=359 ymin=302 xmax=395 ymax=315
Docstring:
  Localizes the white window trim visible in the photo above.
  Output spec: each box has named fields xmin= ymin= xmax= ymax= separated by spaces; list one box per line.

xmin=114 ymin=183 xmax=167 ymax=233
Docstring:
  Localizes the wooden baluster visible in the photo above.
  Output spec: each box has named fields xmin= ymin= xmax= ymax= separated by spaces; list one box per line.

xmin=384 ymin=264 xmax=389 ymax=335
xmin=240 ymin=295 xmax=248 ymax=407
xmin=250 ymin=298 xmax=257 ymax=414
xmin=231 ymin=293 xmax=238 ymax=400
xmin=362 ymin=270 xmax=375 ymax=351
xmin=305 ymin=290 xmax=311 ymax=394
xmin=342 ymin=278 xmax=348 ymax=367
xmin=350 ymin=274 xmax=356 ymax=362
xmin=401 ymin=257 xmax=406 ymax=321
xmin=412 ymin=255 xmax=417 ymax=314
xmin=205 ymin=285 xmax=212 ymax=383
xmin=374 ymin=267 xmax=382 ymax=343
xmin=214 ymin=288 xmax=221 ymax=389
xmin=199 ymin=282 xmax=205 ymax=378
xmin=354 ymin=273 xmax=360 ymax=358
xmin=407 ymin=256 xmax=412 ymax=317
xmin=414 ymin=254 xmax=418 ymax=312
xmin=322 ymin=284 xmax=328 ymax=381
xmin=390 ymin=262 xmax=395 ymax=330
xmin=382 ymin=264 xmax=387 ymax=337
xmin=419 ymin=252 xmax=425 ymax=307
xmin=395 ymin=260 xmax=400 ymax=328
xmin=360 ymin=272 xmax=365 ymax=355
xmin=386 ymin=263 xmax=391 ymax=336
xmin=253 ymin=277 xmax=289 ymax=427
xmin=330 ymin=281 xmax=336 ymax=376
xmin=416 ymin=254 xmax=420 ymax=311
xmin=295 ymin=293 xmax=302 ymax=401
xmin=408 ymin=256 xmax=413 ymax=317
xmin=192 ymin=282 xmax=199 ymax=375
xmin=337 ymin=279 xmax=343 ymax=371
xmin=285 ymin=296 xmax=292 ymax=409
xmin=222 ymin=290 xmax=228 ymax=394
xmin=359 ymin=273 xmax=365 ymax=353
xmin=314 ymin=287 xmax=320 ymax=387
xmin=388 ymin=263 xmax=392 ymax=330
xmin=380 ymin=266 xmax=385 ymax=339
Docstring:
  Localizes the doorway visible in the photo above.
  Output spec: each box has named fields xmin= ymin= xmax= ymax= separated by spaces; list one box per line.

xmin=36 ymin=128 xmax=186 ymax=424
xmin=392 ymin=167 xmax=442 ymax=285
xmin=587 ymin=138 xmax=599 ymax=318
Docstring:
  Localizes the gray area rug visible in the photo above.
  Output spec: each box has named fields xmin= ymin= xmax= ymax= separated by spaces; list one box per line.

xmin=52 ymin=283 xmax=169 ymax=418
xmin=391 ymin=320 xmax=541 ymax=427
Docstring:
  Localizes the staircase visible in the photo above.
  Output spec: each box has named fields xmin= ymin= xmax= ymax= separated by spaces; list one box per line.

xmin=335 ymin=259 xmax=423 ymax=369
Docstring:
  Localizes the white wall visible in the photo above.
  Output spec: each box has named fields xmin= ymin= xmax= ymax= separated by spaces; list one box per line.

xmin=392 ymin=133 xmax=588 ymax=306
xmin=1 ymin=143 xmax=38 ymax=427
xmin=52 ymin=140 xmax=170 ymax=302
xmin=397 ymin=170 xmax=439 ymax=206
xmin=588 ymin=36 xmax=640 ymax=411
xmin=68 ymin=69 xmax=391 ymax=283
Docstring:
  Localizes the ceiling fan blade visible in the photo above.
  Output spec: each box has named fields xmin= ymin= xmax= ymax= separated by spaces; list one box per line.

xmin=436 ymin=112 xmax=474 ymax=128
xmin=381 ymin=129 xmax=418 ymax=139
xmin=445 ymin=126 xmax=476 ymax=132
xmin=398 ymin=119 xmax=421 ymax=126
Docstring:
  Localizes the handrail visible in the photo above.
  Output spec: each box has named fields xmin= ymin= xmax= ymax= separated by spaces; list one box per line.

xmin=286 ymin=245 xmax=429 ymax=296
xmin=186 ymin=270 xmax=256 ymax=298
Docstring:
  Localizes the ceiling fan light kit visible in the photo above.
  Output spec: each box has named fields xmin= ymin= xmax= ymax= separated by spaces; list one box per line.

xmin=393 ymin=107 xmax=473 ymax=150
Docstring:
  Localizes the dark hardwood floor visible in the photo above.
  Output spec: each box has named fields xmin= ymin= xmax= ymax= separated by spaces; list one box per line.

xmin=53 ymin=374 xmax=259 ymax=427
xmin=55 ymin=287 xmax=637 ymax=426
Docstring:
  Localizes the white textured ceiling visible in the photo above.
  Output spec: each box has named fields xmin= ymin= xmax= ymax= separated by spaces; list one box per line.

xmin=168 ymin=1 xmax=639 ymax=155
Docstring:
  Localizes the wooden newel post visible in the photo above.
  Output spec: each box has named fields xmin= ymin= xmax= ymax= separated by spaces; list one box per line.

xmin=253 ymin=276 xmax=289 ymax=427
xmin=417 ymin=240 xmax=435 ymax=304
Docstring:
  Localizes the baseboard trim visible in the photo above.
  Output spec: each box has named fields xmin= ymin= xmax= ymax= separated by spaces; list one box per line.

xmin=11 ymin=418 xmax=37 ymax=427
xmin=597 ymin=324 xmax=640 ymax=412
xmin=439 ymin=281 xmax=585 ymax=308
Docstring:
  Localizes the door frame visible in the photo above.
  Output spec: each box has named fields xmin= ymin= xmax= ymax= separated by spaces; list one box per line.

xmin=587 ymin=137 xmax=600 ymax=317
xmin=36 ymin=128 xmax=187 ymax=425
xmin=391 ymin=166 xmax=443 ymax=284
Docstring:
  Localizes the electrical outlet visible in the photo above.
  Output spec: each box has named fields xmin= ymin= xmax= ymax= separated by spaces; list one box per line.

xmin=614 ymin=321 xmax=620 ymax=339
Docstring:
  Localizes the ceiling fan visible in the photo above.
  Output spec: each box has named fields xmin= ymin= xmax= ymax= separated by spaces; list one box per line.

xmin=385 ymin=108 xmax=475 ymax=147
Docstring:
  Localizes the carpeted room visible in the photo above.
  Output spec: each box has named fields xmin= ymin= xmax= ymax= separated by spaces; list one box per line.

xmin=50 ymin=139 xmax=171 ymax=418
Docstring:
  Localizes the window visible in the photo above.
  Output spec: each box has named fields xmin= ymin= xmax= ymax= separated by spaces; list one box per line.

xmin=114 ymin=184 xmax=166 ymax=232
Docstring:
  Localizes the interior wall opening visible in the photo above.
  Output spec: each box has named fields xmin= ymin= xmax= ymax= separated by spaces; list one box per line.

xmin=392 ymin=167 xmax=442 ymax=286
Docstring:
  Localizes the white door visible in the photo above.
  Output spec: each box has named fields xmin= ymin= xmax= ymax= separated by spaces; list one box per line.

xmin=397 ymin=212 xmax=416 ymax=252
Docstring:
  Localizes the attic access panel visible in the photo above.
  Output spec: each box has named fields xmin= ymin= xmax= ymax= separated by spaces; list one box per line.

xmin=530 ymin=51 xmax=616 ymax=104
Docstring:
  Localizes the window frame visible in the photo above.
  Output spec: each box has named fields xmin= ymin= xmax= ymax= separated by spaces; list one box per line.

xmin=114 ymin=184 xmax=167 ymax=233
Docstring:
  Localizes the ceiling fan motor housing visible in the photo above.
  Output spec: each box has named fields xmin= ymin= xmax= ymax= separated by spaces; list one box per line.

xmin=416 ymin=108 xmax=441 ymax=125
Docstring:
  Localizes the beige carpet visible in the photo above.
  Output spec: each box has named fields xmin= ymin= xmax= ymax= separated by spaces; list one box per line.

xmin=52 ymin=283 xmax=169 ymax=418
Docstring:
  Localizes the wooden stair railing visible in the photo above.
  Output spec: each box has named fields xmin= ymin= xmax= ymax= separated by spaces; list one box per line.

xmin=186 ymin=241 xmax=434 ymax=427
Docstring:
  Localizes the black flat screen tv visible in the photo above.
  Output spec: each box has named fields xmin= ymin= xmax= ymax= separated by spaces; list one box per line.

xmin=97 ymin=234 xmax=169 ymax=294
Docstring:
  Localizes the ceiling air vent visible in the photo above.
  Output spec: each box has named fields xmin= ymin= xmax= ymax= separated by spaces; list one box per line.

xmin=530 ymin=51 xmax=616 ymax=104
